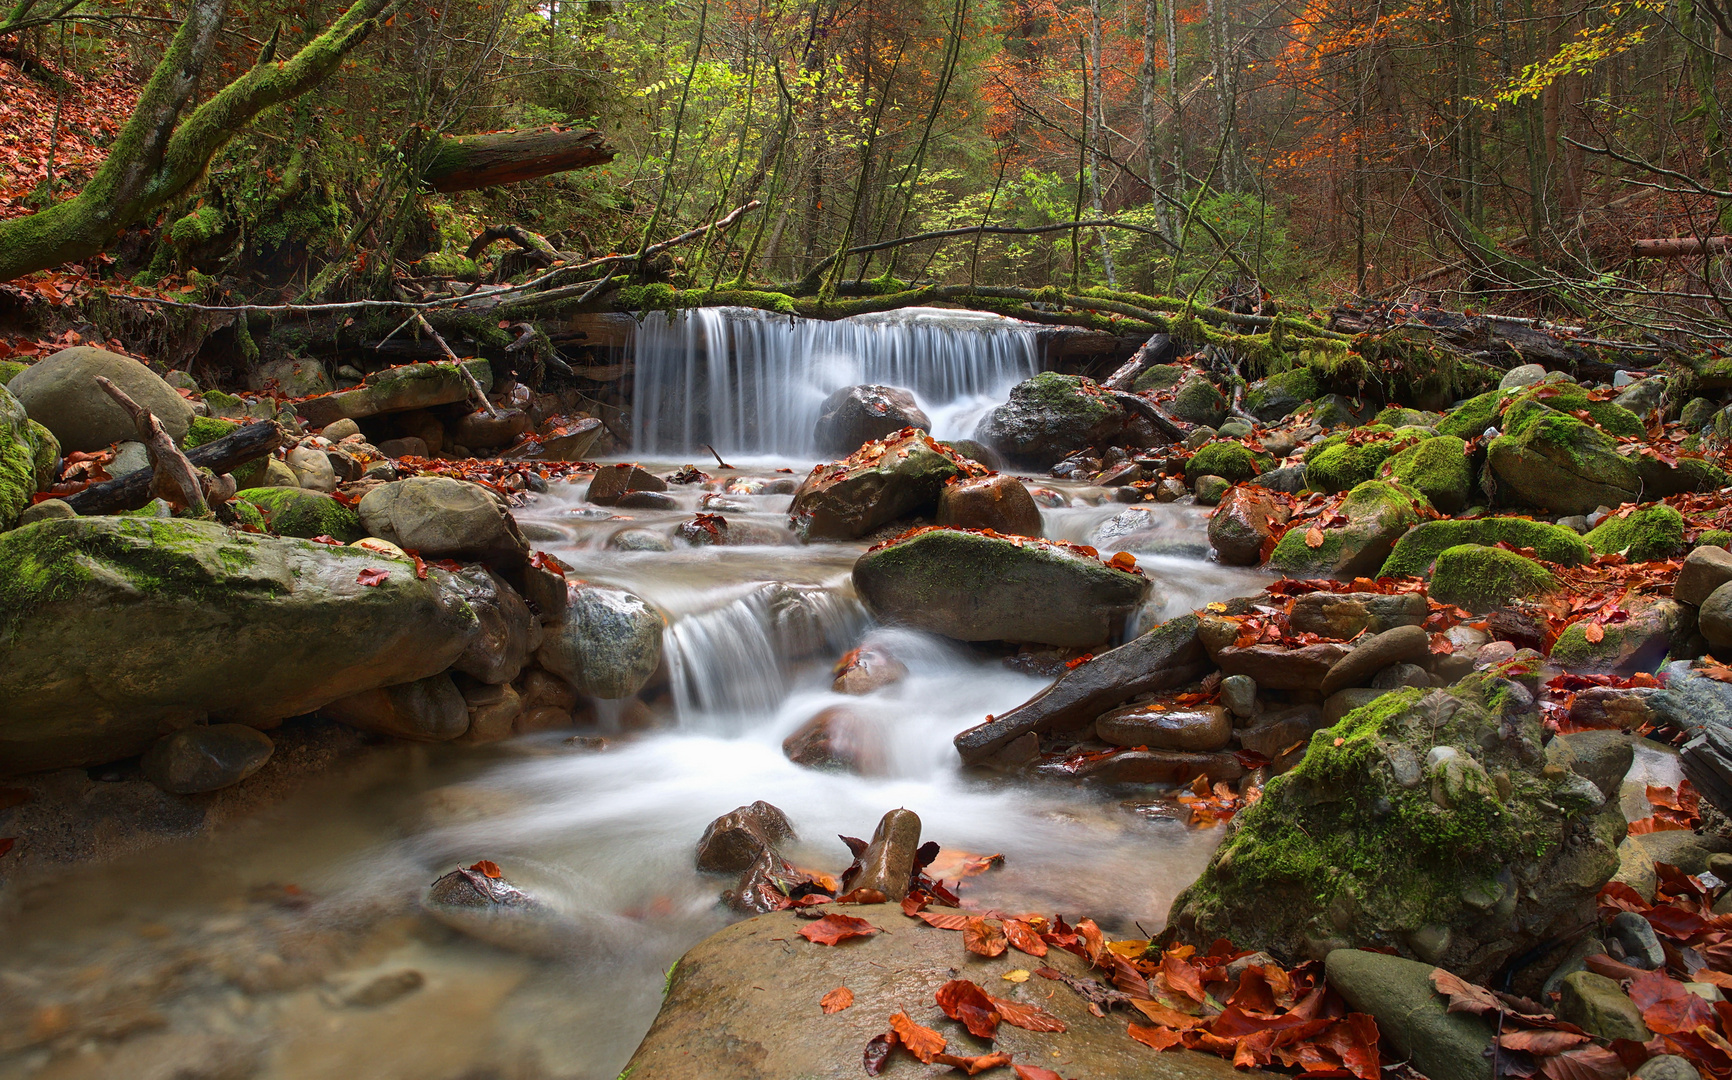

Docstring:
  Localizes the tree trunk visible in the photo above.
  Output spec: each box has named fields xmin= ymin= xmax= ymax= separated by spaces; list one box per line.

xmin=422 ymin=127 xmax=614 ymax=193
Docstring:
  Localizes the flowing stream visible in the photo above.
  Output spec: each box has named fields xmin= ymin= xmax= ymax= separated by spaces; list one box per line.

xmin=0 ymin=316 xmax=1270 ymax=1080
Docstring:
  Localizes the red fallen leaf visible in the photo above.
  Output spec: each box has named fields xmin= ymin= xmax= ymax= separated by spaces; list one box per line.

xmin=934 ymin=1050 xmax=1015 ymax=1074
xmin=835 ymin=888 xmax=888 ymax=904
xmin=1304 ymin=525 xmax=1325 ymax=548
xmin=1539 ymin=1044 xmax=1627 ymax=1080
xmin=902 ymin=892 xmax=930 ymax=916
xmin=1003 ymin=917 xmax=1049 ymax=957
xmin=1076 ymin=918 xmax=1107 ymax=966
xmin=937 ymin=979 xmax=1002 ymax=1038
xmin=1500 ymin=1030 xmax=1593 ymax=1055
xmin=918 ymin=911 xmax=973 ymax=930
xmin=798 ymin=913 xmax=880 ymax=946
xmin=821 ymin=987 xmax=854 ymax=1013
xmin=1161 ymin=953 xmax=1207 ymax=1003
xmin=888 ymin=1012 xmax=947 ymax=1062
xmin=864 ymin=1032 xmax=896 ymax=1075
xmin=411 ymin=552 xmax=428 ymax=581
xmin=990 ymin=994 xmax=1067 ymax=1032
xmin=307 ymin=534 xmax=344 ymax=546
xmin=1015 ymin=1066 xmax=1077 ymax=1080
xmin=356 ymin=568 xmax=390 ymax=586
xmin=1109 ymin=551 xmax=1137 ymax=571
xmin=0 ymin=837 xmax=14 ymax=857
xmin=1129 ymin=1022 xmax=1185 ymax=1050
xmin=1319 ymin=1013 xmax=1383 ymax=1080
xmin=1584 ymin=621 xmax=1606 ymax=643
xmin=1430 ymin=968 xmax=1502 ymax=1015
xmin=1643 ymin=905 xmax=1709 ymax=938
xmin=1131 ymin=999 xmax=1206 ymax=1029
xmin=1064 ymin=653 xmax=1094 ymax=669
xmin=1630 ymin=971 xmax=1716 ymax=1034
xmin=965 ymin=917 xmax=1010 ymax=957
xmin=468 ymin=859 xmax=502 ymax=878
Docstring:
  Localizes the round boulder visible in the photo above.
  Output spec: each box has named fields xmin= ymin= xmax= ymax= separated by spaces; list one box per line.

xmin=9 ymin=346 xmax=196 ymax=452
xmin=812 ymin=385 xmax=930 ymax=456
xmin=535 ymin=582 xmax=664 ymax=698
xmin=973 ymin=372 xmax=1128 ymax=467
xmin=319 ymin=672 xmax=471 ymax=741
xmin=140 ymin=724 xmax=275 ymax=794
xmin=358 ymin=476 xmax=529 ymax=564
xmin=935 ymin=474 xmax=1043 ymax=536
xmin=1095 ymin=703 xmax=1233 ymax=751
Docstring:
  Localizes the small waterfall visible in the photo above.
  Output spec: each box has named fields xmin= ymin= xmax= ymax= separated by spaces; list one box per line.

xmin=630 ymin=306 xmax=1041 ymax=457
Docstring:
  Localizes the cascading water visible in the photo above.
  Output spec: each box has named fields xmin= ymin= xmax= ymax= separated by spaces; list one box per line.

xmin=630 ymin=306 xmax=1041 ymax=457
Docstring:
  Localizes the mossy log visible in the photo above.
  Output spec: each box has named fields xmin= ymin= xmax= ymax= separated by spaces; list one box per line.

xmin=421 ymin=127 xmax=614 ymax=193
xmin=64 ymin=420 xmax=282 ymax=515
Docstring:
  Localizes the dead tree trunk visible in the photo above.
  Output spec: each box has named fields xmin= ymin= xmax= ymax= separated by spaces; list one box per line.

xmin=422 ymin=127 xmax=614 ymax=193
xmin=64 ymin=420 xmax=281 ymax=515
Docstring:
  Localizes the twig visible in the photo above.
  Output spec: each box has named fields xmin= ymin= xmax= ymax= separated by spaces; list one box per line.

xmin=413 ymin=313 xmax=500 ymax=419
xmin=93 ymin=376 xmax=208 ymax=516
xmin=702 ymin=443 xmax=733 ymax=469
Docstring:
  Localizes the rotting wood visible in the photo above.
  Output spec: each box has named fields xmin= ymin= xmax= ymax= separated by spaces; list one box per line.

xmin=93 ymin=376 xmax=210 ymax=517
xmin=64 ymin=420 xmax=282 ymax=515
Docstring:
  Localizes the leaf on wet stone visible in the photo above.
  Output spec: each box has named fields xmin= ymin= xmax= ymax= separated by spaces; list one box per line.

xmin=1430 ymin=968 xmax=1502 ymax=1014
xmin=888 ymin=1011 xmax=947 ymax=1063
xmin=864 ymin=1032 xmax=896 ymax=1075
xmin=934 ymin=1050 xmax=1016 ymax=1074
xmin=1014 ymin=1065 xmax=1076 ymax=1080
xmin=835 ymin=887 xmax=887 ymax=904
xmin=1318 ymin=1013 xmax=1383 ymax=1080
xmin=936 ymin=978 xmax=1002 ymax=1038
xmin=1160 ymin=952 xmax=1207 ymax=1003
xmin=1003 ymin=917 xmax=1048 ymax=957
xmin=797 ymin=912 xmax=880 ymax=946
xmin=1129 ymin=1022 xmax=1185 ymax=1050
xmin=1499 ymin=1030 xmax=1593 ymax=1055
xmin=1630 ymin=970 xmax=1717 ymax=1034
xmin=1003 ymin=969 xmax=1031 ymax=983
xmin=1131 ymin=999 xmax=1206 ymax=1029
xmin=1076 ymin=918 xmax=1107 ymax=966
xmin=1539 ymin=1045 xmax=1627 ymax=1080
xmin=820 ymin=986 xmax=854 ymax=1014
xmin=468 ymin=859 xmax=503 ymax=879
xmin=356 ymin=567 xmax=389 ymax=586
xmin=989 ymin=994 xmax=1067 ymax=1032
xmin=918 ymin=910 xmax=973 ymax=930
xmin=965 ymin=916 xmax=1009 ymax=957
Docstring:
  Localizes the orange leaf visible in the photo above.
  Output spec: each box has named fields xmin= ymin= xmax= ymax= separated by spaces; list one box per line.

xmin=1304 ymin=525 xmax=1325 ymax=548
xmin=1015 ymin=1066 xmax=1076 ymax=1080
xmin=990 ymin=994 xmax=1067 ymax=1032
xmin=1128 ymin=1023 xmax=1185 ymax=1050
xmin=356 ymin=568 xmax=390 ymax=586
xmin=917 ymin=911 xmax=973 ymax=930
xmin=1584 ymin=621 xmax=1606 ymax=643
xmin=1077 ymin=918 xmax=1107 ymax=966
xmin=821 ymin=987 xmax=854 ymax=1014
xmin=468 ymin=859 xmax=502 ymax=878
xmin=965 ymin=916 xmax=1009 ymax=957
xmin=888 ymin=1012 xmax=947 ymax=1063
xmin=934 ymin=1050 xmax=1015 ymax=1075
xmin=798 ymin=913 xmax=880 ymax=946
xmin=936 ymin=979 xmax=1002 ymax=1038
xmin=1003 ymin=917 xmax=1049 ymax=957
xmin=1131 ymin=999 xmax=1205 ymax=1029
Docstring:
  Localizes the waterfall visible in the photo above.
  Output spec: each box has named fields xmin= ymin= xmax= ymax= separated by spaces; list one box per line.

xmin=630 ymin=306 xmax=1041 ymax=457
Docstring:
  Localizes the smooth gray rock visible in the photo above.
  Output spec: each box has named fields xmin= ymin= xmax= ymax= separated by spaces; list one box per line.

xmin=358 ymin=476 xmax=529 ymax=565
xmin=140 ymin=724 xmax=275 ymax=794
xmin=1325 ymin=949 xmax=1492 ymax=1080
xmin=9 ymin=346 xmax=195 ymax=452
xmin=535 ymin=581 xmax=664 ymax=699
xmin=1220 ymin=674 xmax=1257 ymax=719
xmin=1321 ymin=625 xmax=1431 ymax=695
xmin=444 ymin=567 xmax=535 ymax=685
xmin=1678 ymin=546 xmax=1732 ymax=607
xmin=1637 ymin=1057 xmax=1704 ymax=1080
xmin=1557 ymin=970 xmax=1652 ymax=1041
xmin=1608 ymin=910 xmax=1667 ymax=970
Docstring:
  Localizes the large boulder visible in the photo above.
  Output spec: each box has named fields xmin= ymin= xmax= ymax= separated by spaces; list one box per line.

xmin=935 ymin=474 xmax=1043 ymax=536
xmin=973 ymin=372 xmax=1127 ymax=467
xmin=443 ymin=566 xmax=536 ymax=685
xmin=1381 ymin=517 xmax=1591 ymax=577
xmin=1303 ymin=426 xmax=1425 ymax=493
xmin=1429 ymin=545 xmax=1559 ymax=612
xmin=1268 ymin=480 xmax=1423 ymax=578
xmin=813 ymin=385 xmax=931 ymax=456
xmin=787 ymin=429 xmax=974 ymax=541
xmin=1208 ymin=486 xmax=1288 ymax=566
xmin=1584 ymin=504 xmax=1685 ymax=562
xmin=358 ymin=476 xmax=529 ymax=564
xmin=1486 ymin=409 xmax=1641 ymax=515
xmin=1169 ymin=670 xmax=1624 ymax=982
xmin=0 ymin=517 xmax=479 ymax=774
xmin=235 ymin=486 xmax=365 ymax=542
xmin=1380 ymin=435 xmax=1473 ymax=514
xmin=1169 ymin=373 xmax=1229 ymax=427
xmin=1 ymin=385 xmax=38 ymax=531
xmin=1243 ymin=367 xmax=1320 ymax=422
xmin=535 ymin=581 xmax=664 ymax=698
xmin=295 ymin=360 xmax=493 ymax=429
xmin=853 ymin=527 xmax=1150 ymax=647
xmin=8 ymin=346 xmax=196 ymax=452
xmin=1325 ymin=950 xmax=1493 ymax=1080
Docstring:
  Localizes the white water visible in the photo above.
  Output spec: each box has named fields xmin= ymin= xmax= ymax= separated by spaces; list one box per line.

xmin=630 ymin=306 xmax=1041 ymax=456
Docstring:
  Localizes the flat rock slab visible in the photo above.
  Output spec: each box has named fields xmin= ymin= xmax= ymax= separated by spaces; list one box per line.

xmin=624 ymin=901 xmax=1260 ymax=1080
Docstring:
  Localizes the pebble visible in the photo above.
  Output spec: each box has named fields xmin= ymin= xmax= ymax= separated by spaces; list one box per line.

xmin=1608 ymin=910 xmax=1667 ymax=970
xmin=1220 ymin=674 xmax=1257 ymax=719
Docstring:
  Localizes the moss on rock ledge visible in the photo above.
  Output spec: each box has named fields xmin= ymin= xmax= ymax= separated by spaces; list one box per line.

xmin=1430 ymin=544 xmax=1559 ymax=611
xmin=1380 ymin=517 xmax=1590 ymax=577
xmin=1583 ymin=504 xmax=1684 ymax=562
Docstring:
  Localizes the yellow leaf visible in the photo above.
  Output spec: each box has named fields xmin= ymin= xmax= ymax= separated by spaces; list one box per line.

xmin=1003 ymin=969 xmax=1031 ymax=983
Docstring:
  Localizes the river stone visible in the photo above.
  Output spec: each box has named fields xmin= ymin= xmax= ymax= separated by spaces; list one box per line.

xmin=9 ymin=346 xmax=195 ymax=452
xmin=848 ymin=808 xmax=922 ymax=900
xmin=1170 ymin=372 xmax=1229 ymax=426
xmin=249 ymin=358 xmax=333 ymax=398
xmin=140 ymin=724 xmax=275 ymax=794
xmin=973 ymin=372 xmax=1128 ymax=467
xmin=421 ymin=863 xmax=577 ymax=956
xmin=813 ymin=385 xmax=930 ymax=456
xmin=1171 ymin=671 xmax=1624 ymax=982
xmin=1556 ymin=970 xmax=1652 ymax=1041
xmin=0 ymin=517 xmax=479 ymax=774
xmin=1268 ymin=480 xmax=1424 ymax=579
xmin=1061 ymin=748 xmax=1244 ymax=784
xmin=852 ymin=527 xmax=1150 ymax=647
xmin=453 ymin=407 xmax=531 ymax=450
xmin=832 ymin=643 xmax=906 ymax=695
xmin=1215 ymin=642 xmax=1353 ymax=691
xmin=1678 ymin=546 xmax=1732 ymax=607
xmin=1639 ymin=1059 xmax=1705 ymax=1080
xmin=1325 ymin=950 xmax=1493 ymax=1080
xmin=235 ymin=486 xmax=364 ymax=542
xmin=695 ymin=801 xmax=795 ymax=873
xmin=609 ymin=527 xmax=674 ymax=552
xmin=358 ymin=476 xmax=529 ymax=565
xmin=296 ymin=359 xmax=492 ymax=428
xmin=0 ymin=384 xmax=37 ymax=530
xmin=624 ymin=901 xmax=1256 ymax=1080
xmin=1501 ymin=364 xmax=1548 ymax=390
xmin=782 ymin=706 xmax=884 ymax=775
xmin=1289 ymin=593 xmax=1371 ymax=639
xmin=1095 ymin=703 xmax=1233 ymax=751
xmin=109 ymin=439 xmax=150 ymax=478
xmin=1629 ymin=829 xmax=1732 ymax=878
xmin=788 ymin=430 xmax=969 ymax=541
xmin=1487 ymin=411 xmax=1640 ymax=515
xmin=16 ymin=497 xmax=73 ymax=527
xmin=1208 ymin=486 xmax=1285 ymax=566
xmin=319 ymin=672 xmax=470 ymax=741
xmin=1243 ymin=368 xmax=1319 ymax=422
xmin=535 ymin=581 xmax=664 ymax=698
xmin=1221 ymin=674 xmax=1257 ymax=719
xmin=1237 ymin=705 xmax=1326 ymax=759
xmin=1551 ymin=597 xmax=1690 ymax=675
xmin=443 ymin=567 xmax=535 ymax=685
xmin=935 ymin=473 xmax=1043 ymax=536
xmin=587 ymin=462 xmax=668 ymax=505
xmin=1320 ymin=625 xmax=1431 ymax=695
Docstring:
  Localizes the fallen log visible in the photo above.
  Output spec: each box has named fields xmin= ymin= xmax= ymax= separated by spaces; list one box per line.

xmin=422 ymin=126 xmax=614 ymax=193
xmin=93 ymin=377 xmax=209 ymax=517
xmin=953 ymin=615 xmax=1204 ymax=764
xmin=1631 ymin=236 xmax=1732 ymax=259
xmin=64 ymin=420 xmax=282 ymax=515
xmin=1107 ymin=389 xmax=1189 ymax=445
xmin=1100 ymin=332 xmax=1177 ymax=391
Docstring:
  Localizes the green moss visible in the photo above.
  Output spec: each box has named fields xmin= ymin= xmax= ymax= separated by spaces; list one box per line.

xmin=1583 ymin=504 xmax=1684 ymax=561
xmin=1380 ymin=435 xmax=1472 ymax=515
xmin=0 ymin=360 xmax=26 ymax=385
xmin=1185 ymin=440 xmax=1268 ymax=484
xmin=1243 ymin=367 xmax=1320 ymax=421
xmin=235 ymin=487 xmax=365 ymax=542
xmin=1170 ymin=375 xmax=1228 ymax=426
xmin=1380 ymin=517 xmax=1591 ymax=576
xmin=1303 ymin=425 xmax=1427 ymax=493
xmin=183 ymin=416 xmax=239 ymax=450
xmin=1440 ymin=384 xmax=1644 ymax=442
xmin=230 ymin=499 xmax=266 ymax=529
xmin=167 ymin=205 xmax=226 ymax=247
xmin=414 ymin=252 xmax=481 ymax=278
xmin=1430 ymin=544 xmax=1558 ymax=611
xmin=25 ymin=419 xmax=59 ymax=490
xmin=1131 ymin=364 xmax=1186 ymax=392
xmin=1267 ymin=479 xmax=1424 ymax=578
xmin=1374 ymin=406 xmax=1441 ymax=428
xmin=1437 ymin=390 xmax=1504 ymax=440
xmin=1698 ymin=530 xmax=1732 ymax=549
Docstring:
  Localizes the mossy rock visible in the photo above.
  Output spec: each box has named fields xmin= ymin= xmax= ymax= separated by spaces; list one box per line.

xmin=168 ymin=205 xmax=226 ymax=247
xmin=1244 ymin=367 xmax=1321 ymax=422
xmin=1167 ymin=670 xmax=1622 ymax=982
xmin=1550 ymin=598 xmax=1690 ymax=675
xmin=203 ymin=389 xmax=249 ymax=419
xmin=1430 ymin=545 xmax=1558 ymax=611
xmin=184 ymin=416 xmax=240 ymax=450
xmin=1131 ymin=364 xmax=1186 ymax=392
xmin=0 ymin=385 xmax=37 ymax=531
xmin=1699 ymin=530 xmax=1732 ymax=549
xmin=235 ymin=487 xmax=366 ymax=543
xmin=1373 ymin=406 xmax=1441 ymax=429
xmin=413 ymin=252 xmax=482 ymax=278
xmin=1297 ymin=393 xmax=1362 ymax=430
xmin=1380 ymin=435 xmax=1472 ymax=514
xmin=230 ymin=499 xmax=267 ymax=530
xmin=0 ymin=360 xmax=25 ymax=386
xmin=1268 ymin=479 xmax=1425 ymax=578
xmin=1302 ymin=425 xmax=1427 ymax=494
xmin=26 ymin=419 xmax=59 ymax=491
xmin=1185 ymin=440 xmax=1269 ymax=485
xmin=1486 ymin=412 xmax=1641 ymax=515
xmin=1625 ymin=452 xmax=1727 ymax=498
xmin=1170 ymin=374 xmax=1228 ymax=427
xmin=1680 ymin=398 xmax=1718 ymax=432
xmin=1380 ymin=518 xmax=1591 ymax=577
xmin=1583 ymin=504 xmax=1684 ymax=562
xmin=1439 ymin=384 xmax=1643 ymax=442
xmin=973 ymin=372 xmax=1127 ymax=468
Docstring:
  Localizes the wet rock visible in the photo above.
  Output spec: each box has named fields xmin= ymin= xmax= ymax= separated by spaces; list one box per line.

xmin=1193 ymin=475 xmax=1230 ymax=505
xmin=297 ymin=359 xmax=492 ymax=429
xmin=1216 ymin=642 xmax=1353 ymax=691
xmin=696 ymin=800 xmax=795 ymax=873
xmin=442 ymin=567 xmax=535 ymax=685
xmin=615 ymin=490 xmax=680 ymax=511
xmin=1324 ymin=687 xmax=1389 ymax=724
xmin=1320 ymin=625 xmax=1431 ymax=695
xmin=1172 ymin=673 xmax=1623 ymax=982
xmin=974 ymin=372 xmax=1129 ymax=467
xmin=1325 ymin=949 xmax=1493 ymax=1080
xmin=1637 ymin=1058 xmax=1703 ymax=1080
xmin=1237 ymin=706 xmax=1325 ymax=759
xmin=759 ymin=581 xmax=857 ymax=661
xmin=1547 ymin=730 xmax=1635 ymax=798
xmin=1568 ymin=687 xmax=1661 ymax=730
xmin=1552 ymin=597 xmax=1690 ymax=675
xmin=1170 ymin=373 xmax=1229 ymax=426
xmin=358 ymin=476 xmax=529 ymax=565
xmin=535 ymin=581 xmax=663 ymax=699
xmin=16 ymin=496 xmax=73 ymax=527
xmin=936 ymin=473 xmax=1043 ymax=536
xmin=457 ymin=679 xmax=522 ymax=743
xmin=9 ymin=346 xmax=195 ymax=452
xmin=251 ymin=357 xmax=333 ymax=397
xmin=320 ymin=673 xmax=470 ymax=741
xmin=832 ymin=643 xmax=906 ymax=694
xmin=322 ymin=417 xmax=361 ymax=441
xmin=0 ymin=518 xmax=479 ymax=774
xmin=852 ymin=527 xmax=1150 ymax=647
xmin=1289 ymin=593 xmax=1371 ymax=639
xmin=453 ymin=407 xmax=531 ymax=450
xmin=1373 ymin=662 xmax=1431 ymax=689
xmin=1208 ymin=486 xmax=1286 ymax=566
xmin=609 ymin=527 xmax=674 ymax=552
xmin=1678 ymin=546 xmax=1732 ymax=607
xmin=783 ymin=706 xmax=884 ymax=775
xmin=332 ymin=969 xmax=425 ymax=1008
xmin=140 ymin=724 xmax=275 ymax=794
xmin=1487 ymin=409 xmax=1640 ymax=515
xmin=1220 ymin=674 xmax=1257 ymax=719
xmin=377 ymin=436 xmax=428 ymax=459
xmin=1095 ymin=704 xmax=1233 ymax=751
xmin=1090 ymin=505 xmax=1210 ymax=559
xmin=1064 ymin=748 xmax=1245 ymax=784
xmin=1252 ymin=463 xmax=1307 ymax=493
xmin=1380 ymin=435 xmax=1472 ymax=514
xmin=813 ymin=385 xmax=930 ymax=455
xmin=1268 ymin=480 xmax=1423 ymax=579
xmin=846 ymin=808 xmax=921 ymax=900
xmin=586 ymin=463 xmax=669 ymax=505
xmin=421 ymin=861 xmax=574 ymax=955
xmin=788 ymin=430 xmax=969 ymax=541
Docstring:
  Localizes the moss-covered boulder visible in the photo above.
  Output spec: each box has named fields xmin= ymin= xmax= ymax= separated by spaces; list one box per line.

xmin=1169 ymin=373 xmax=1228 ymax=427
xmin=1380 ymin=435 xmax=1473 ymax=514
xmin=788 ymin=429 xmax=975 ymax=541
xmin=1439 ymin=384 xmax=1644 ymax=442
xmin=1244 ymin=367 xmax=1320 ymax=422
xmin=1168 ymin=670 xmax=1624 ymax=982
xmin=1297 ymin=393 xmax=1362 ymax=430
xmin=1269 ymin=480 xmax=1424 ymax=578
xmin=852 ymin=527 xmax=1150 ymax=647
xmin=1551 ymin=598 xmax=1691 ymax=675
xmin=1486 ymin=412 xmax=1641 ymax=515
xmin=26 ymin=418 xmax=58 ymax=492
xmin=0 ymin=385 xmax=38 ymax=531
xmin=1373 ymin=406 xmax=1441 ymax=429
xmin=296 ymin=359 xmax=493 ymax=428
xmin=1185 ymin=440 xmax=1270 ymax=486
xmin=972 ymin=372 xmax=1127 ymax=467
xmin=1381 ymin=517 xmax=1591 ymax=577
xmin=236 ymin=486 xmax=366 ymax=543
xmin=1303 ymin=425 xmax=1427 ymax=494
xmin=0 ymin=516 xmax=481 ymax=774
xmin=0 ymin=360 xmax=25 ymax=385
xmin=1583 ymin=504 xmax=1684 ymax=561
xmin=183 ymin=415 xmax=240 ymax=450
xmin=1130 ymin=363 xmax=1186 ymax=392
xmin=1624 ymin=451 xmax=1727 ymax=498
xmin=1429 ymin=545 xmax=1558 ymax=611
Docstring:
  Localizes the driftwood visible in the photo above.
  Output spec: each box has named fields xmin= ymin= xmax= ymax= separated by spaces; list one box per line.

xmin=1631 ymin=236 xmax=1732 ymax=259
xmin=1100 ymin=332 xmax=1177 ymax=391
xmin=414 ymin=313 xmax=500 ymax=419
xmin=421 ymin=126 xmax=614 ymax=193
xmin=93 ymin=377 xmax=209 ymax=516
xmin=1107 ymin=389 xmax=1189 ymax=444
xmin=64 ymin=420 xmax=282 ymax=515
xmin=1329 ymin=301 xmax=1659 ymax=381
